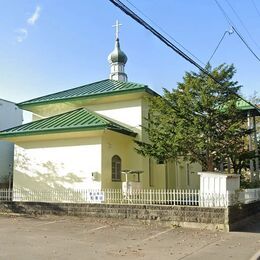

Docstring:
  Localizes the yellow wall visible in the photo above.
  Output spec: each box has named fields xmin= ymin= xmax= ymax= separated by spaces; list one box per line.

xmin=101 ymin=130 xmax=173 ymax=190
xmin=173 ymin=159 xmax=201 ymax=189
xmin=101 ymin=130 xmax=143 ymax=189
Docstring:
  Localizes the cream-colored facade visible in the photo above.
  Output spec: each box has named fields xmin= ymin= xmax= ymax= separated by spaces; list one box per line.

xmin=4 ymin=90 xmax=201 ymax=192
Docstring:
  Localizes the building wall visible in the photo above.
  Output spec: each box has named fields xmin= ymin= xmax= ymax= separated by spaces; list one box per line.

xmin=86 ymin=99 xmax=142 ymax=135
xmin=0 ymin=99 xmax=23 ymax=188
xmin=101 ymin=130 xmax=142 ymax=189
xmin=101 ymin=131 xmax=176 ymax=190
xmin=13 ymin=137 xmax=102 ymax=193
xmin=19 ymin=93 xmax=202 ymax=190
xmin=174 ymin=160 xmax=201 ymax=189
xmin=0 ymin=141 xmax=14 ymax=188
xmin=0 ymin=99 xmax=23 ymax=130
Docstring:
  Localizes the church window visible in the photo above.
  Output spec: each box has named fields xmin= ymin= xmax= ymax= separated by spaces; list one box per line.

xmin=112 ymin=155 xmax=121 ymax=181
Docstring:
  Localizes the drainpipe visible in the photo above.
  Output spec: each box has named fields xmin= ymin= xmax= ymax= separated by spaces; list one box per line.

xmin=165 ymin=161 xmax=168 ymax=189
xmin=247 ymin=111 xmax=254 ymax=181
xmin=253 ymin=115 xmax=259 ymax=181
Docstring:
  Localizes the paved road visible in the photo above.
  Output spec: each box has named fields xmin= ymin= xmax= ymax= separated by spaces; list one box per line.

xmin=0 ymin=214 xmax=259 ymax=260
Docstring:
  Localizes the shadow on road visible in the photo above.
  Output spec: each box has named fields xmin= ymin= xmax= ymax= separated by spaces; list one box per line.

xmin=232 ymin=213 xmax=260 ymax=233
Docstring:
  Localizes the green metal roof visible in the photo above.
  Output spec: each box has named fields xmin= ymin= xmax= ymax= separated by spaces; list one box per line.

xmin=237 ymin=99 xmax=257 ymax=110
xmin=0 ymin=108 xmax=137 ymax=138
xmin=18 ymin=79 xmax=156 ymax=108
xmin=236 ymin=99 xmax=260 ymax=116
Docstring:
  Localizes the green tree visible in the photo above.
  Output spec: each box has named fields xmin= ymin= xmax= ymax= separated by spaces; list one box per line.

xmin=136 ymin=64 xmax=249 ymax=172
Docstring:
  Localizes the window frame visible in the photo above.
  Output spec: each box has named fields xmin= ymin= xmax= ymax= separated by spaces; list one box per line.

xmin=111 ymin=155 xmax=122 ymax=182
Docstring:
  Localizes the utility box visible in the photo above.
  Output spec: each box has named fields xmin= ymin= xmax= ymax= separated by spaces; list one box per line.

xmin=0 ymin=99 xmax=23 ymax=188
xmin=198 ymin=171 xmax=240 ymax=207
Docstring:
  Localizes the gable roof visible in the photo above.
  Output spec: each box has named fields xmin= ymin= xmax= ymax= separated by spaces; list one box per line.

xmin=18 ymin=79 xmax=157 ymax=108
xmin=0 ymin=108 xmax=137 ymax=138
xmin=235 ymin=99 xmax=260 ymax=116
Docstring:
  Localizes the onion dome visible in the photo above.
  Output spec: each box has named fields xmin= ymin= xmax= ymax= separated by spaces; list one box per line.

xmin=108 ymin=38 xmax=128 ymax=64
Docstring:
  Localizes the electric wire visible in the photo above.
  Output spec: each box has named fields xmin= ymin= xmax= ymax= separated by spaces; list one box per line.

xmin=125 ymin=0 xmax=206 ymax=66
xmin=214 ymin=0 xmax=260 ymax=63
xmin=251 ymin=0 xmax=260 ymax=20
xmin=225 ymin=0 xmax=260 ymax=51
xmin=231 ymin=26 xmax=260 ymax=63
xmin=208 ymin=30 xmax=232 ymax=63
xmin=108 ymin=0 xmax=259 ymax=110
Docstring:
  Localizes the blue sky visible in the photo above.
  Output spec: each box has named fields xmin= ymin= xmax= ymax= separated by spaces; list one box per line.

xmin=1 ymin=0 xmax=260 ymax=106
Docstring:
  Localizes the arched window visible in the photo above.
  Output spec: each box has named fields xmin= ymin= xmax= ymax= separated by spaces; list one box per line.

xmin=112 ymin=155 xmax=121 ymax=181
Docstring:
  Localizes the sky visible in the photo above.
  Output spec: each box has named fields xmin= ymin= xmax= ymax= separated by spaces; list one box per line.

xmin=1 ymin=0 xmax=260 ymax=110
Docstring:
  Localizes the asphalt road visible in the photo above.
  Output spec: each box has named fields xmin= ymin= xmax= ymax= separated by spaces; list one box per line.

xmin=0 ymin=214 xmax=259 ymax=260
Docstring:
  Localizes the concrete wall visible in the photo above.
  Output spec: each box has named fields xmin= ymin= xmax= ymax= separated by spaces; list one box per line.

xmin=0 ymin=99 xmax=23 ymax=188
xmin=13 ymin=137 xmax=102 ymax=194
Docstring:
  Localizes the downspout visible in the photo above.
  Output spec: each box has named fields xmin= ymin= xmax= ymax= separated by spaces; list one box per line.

xmin=165 ymin=161 xmax=168 ymax=189
xmin=253 ymin=115 xmax=259 ymax=181
xmin=247 ymin=111 xmax=255 ymax=181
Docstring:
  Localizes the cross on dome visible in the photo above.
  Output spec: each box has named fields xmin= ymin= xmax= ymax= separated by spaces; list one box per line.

xmin=112 ymin=20 xmax=122 ymax=39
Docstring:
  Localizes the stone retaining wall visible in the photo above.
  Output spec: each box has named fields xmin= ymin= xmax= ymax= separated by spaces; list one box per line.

xmin=0 ymin=202 xmax=228 ymax=230
xmin=0 ymin=201 xmax=259 ymax=231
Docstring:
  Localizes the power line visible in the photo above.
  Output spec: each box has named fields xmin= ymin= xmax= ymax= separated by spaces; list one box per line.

xmin=125 ymin=0 xmax=206 ymax=66
xmin=214 ymin=0 xmax=260 ymax=63
xmin=214 ymin=0 xmax=234 ymax=26
xmin=208 ymin=29 xmax=233 ymax=63
xmin=251 ymin=0 xmax=260 ymax=19
xmin=109 ymin=0 xmax=211 ymax=77
xmin=225 ymin=0 xmax=260 ymax=51
xmin=231 ymin=26 xmax=260 ymax=63
xmin=108 ymin=0 xmax=259 ymax=110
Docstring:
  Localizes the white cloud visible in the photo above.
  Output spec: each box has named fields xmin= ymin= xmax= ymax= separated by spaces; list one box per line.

xmin=16 ymin=28 xmax=28 ymax=43
xmin=15 ymin=5 xmax=41 ymax=43
xmin=27 ymin=6 xmax=41 ymax=26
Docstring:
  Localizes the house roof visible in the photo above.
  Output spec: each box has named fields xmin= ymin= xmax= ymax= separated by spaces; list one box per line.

xmin=0 ymin=108 xmax=137 ymax=138
xmin=236 ymin=99 xmax=260 ymax=116
xmin=18 ymin=79 xmax=157 ymax=108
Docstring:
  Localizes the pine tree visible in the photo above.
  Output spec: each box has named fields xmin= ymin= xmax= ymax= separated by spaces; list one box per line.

xmin=136 ymin=64 xmax=248 ymax=172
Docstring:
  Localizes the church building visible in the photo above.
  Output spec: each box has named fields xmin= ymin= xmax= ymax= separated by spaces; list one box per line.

xmin=0 ymin=22 xmax=201 ymax=194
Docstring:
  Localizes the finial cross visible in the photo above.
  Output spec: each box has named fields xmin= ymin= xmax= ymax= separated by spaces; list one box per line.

xmin=112 ymin=20 xmax=122 ymax=39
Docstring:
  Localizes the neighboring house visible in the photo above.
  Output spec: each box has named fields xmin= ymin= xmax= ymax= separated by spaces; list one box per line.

xmin=0 ymin=99 xmax=23 ymax=188
xmin=232 ymin=100 xmax=260 ymax=181
xmin=0 ymin=34 xmax=201 ymax=193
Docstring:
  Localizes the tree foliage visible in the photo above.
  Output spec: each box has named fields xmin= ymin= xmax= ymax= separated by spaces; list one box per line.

xmin=136 ymin=64 xmax=249 ymax=172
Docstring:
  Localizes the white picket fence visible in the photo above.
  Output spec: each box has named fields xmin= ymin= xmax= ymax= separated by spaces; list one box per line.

xmin=0 ymin=188 xmax=259 ymax=207
xmin=0 ymin=188 xmax=220 ymax=207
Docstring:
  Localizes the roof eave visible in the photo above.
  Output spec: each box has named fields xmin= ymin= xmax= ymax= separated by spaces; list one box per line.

xmin=107 ymin=126 xmax=137 ymax=137
xmin=0 ymin=125 xmax=137 ymax=139
xmin=17 ymin=86 xmax=157 ymax=110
